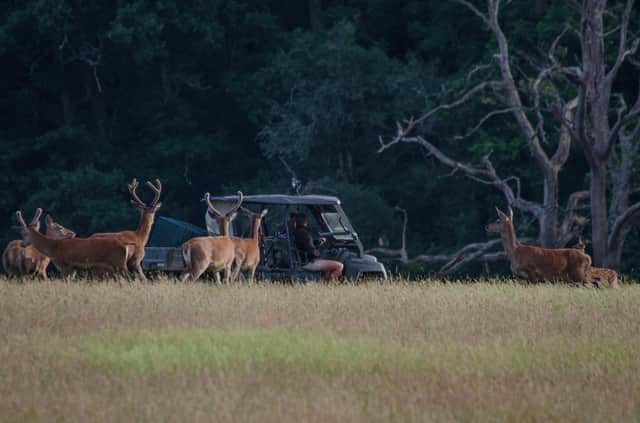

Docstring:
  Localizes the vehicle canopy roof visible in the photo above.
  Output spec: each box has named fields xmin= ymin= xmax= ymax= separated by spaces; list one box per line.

xmin=209 ymin=194 xmax=341 ymax=206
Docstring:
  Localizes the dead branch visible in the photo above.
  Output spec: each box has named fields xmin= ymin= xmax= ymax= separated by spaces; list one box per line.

xmin=608 ymin=201 xmax=640 ymax=254
xmin=557 ymin=190 xmax=590 ymax=247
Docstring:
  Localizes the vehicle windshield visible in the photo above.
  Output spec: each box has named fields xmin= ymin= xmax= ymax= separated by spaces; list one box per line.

xmin=320 ymin=211 xmax=353 ymax=240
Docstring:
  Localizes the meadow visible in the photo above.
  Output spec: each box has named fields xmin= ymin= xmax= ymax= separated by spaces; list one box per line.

xmin=1 ymin=278 xmax=639 ymax=422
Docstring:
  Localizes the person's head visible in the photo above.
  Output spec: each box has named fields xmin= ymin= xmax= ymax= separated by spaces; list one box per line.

xmin=295 ymin=214 xmax=309 ymax=229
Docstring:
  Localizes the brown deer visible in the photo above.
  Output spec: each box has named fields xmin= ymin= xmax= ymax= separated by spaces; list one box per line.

xmin=486 ymin=207 xmax=590 ymax=283
xmin=16 ymin=209 xmax=130 ymax=277
xmin=179 ymin=192 xmax=244 ymax=283
xmin=90 ymin=178 xmax=162 ymax=280
xmin=571 ymin=237 xmax=619 ymax=288
xmin=231 ymin=207 xmax=269 ymax=282
xmin=3 ymin=214 xmax=75 ymax=278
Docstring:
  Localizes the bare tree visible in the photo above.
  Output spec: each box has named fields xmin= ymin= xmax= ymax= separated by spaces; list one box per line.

xmin=379 ymin=0 xmax=589 ymax=251
xmin=379 ymin=0 xmax=640 ymax=269
xmin=574 ymin=0 xmax=640 ymax=266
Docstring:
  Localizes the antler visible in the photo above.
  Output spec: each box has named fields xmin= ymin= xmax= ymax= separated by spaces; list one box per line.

xmin=31 ymin=208 xmax=43 ymax=226
xmin=204 ymin=191 xmax=243 ymax=218
xmin=15 ymin=211 xmax=26 ymax=227
xmin=128 ymin=178 xmax=146 ymax=208
xmin=146 ymin=179 xmax=162 ymax=207
xmin=15 ymin=208 xmax=42 ymax=228
xmin=229 ymin=191 xmax=243 ymax=215
xmin=204 ymin=192 xmax=224 ymax=217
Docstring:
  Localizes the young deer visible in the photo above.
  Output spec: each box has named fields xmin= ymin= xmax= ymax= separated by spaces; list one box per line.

xmin=571 ymin=237 xmax=619 ymax=288
xmin=486 ymin=207 xmax=590 ymax=283
xmin=16 ymin=209 xmax=130 ymax=277
xmin=90 ymin=178 xmax=162 ymax=280
xmin=231 ymin=207 xmax=269 ymax=282
xmin=3 ymin=214 xmax=75 ymax=278
xmin=179 ymin=192 xmax=244 ymax=283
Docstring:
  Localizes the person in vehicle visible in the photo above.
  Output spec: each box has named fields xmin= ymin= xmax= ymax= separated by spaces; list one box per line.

xmin=293 ymin=214 xmax=343 ymax=281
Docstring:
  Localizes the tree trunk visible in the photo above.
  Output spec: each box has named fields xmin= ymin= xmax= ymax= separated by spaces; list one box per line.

xmin=590 ymin=163 xmax=608 ymax=266
xmin=539 ymin=170 xmax=559 ymax=247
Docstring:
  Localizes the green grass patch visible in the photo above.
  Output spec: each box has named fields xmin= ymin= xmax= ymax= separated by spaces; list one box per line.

xmin=59 ymin=329 xmax=426 ymax=374
xmin=53 ymin=328 xmax=640 ymax=376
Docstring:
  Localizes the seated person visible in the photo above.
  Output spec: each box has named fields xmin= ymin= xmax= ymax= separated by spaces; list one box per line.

xmin=293 ymin=214 xmax=344 ymax=281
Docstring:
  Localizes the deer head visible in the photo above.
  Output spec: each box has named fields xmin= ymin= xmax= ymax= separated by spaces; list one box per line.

xmin=15 ymin=208 xmax=43 ymax=246
xmin=485 ymin=206 xmax=514 ymax=234
xmin=204 ymin=191 xmax=243 ymax=234
xmin=241 ymin=207 xmax=268 ymax=238
xmin=44 ymin=215 xmax=76 ymax=239
xmin=129 ymin=178 xmax=162 ymax=214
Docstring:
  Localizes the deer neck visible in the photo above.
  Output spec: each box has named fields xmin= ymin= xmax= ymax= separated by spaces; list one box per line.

xmin=218 ymin=219 xmax=231 ymax=237
xmin=135 ymin=211 xmax=156 ymax=243
xmin=27 ymin=227 xmax=58 ymax=257
xmin=250 ymin=218 xmax=262 ymax=241
xmin=500 ymin=223 xmax=519 ymax=259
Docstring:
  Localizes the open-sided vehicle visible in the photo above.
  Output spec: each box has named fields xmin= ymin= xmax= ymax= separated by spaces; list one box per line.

xmin=142 ymin=194 xmax=387 ymax=280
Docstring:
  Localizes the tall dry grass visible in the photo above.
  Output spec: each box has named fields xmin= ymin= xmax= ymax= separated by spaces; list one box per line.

xmin=0 ymin=277 xmax=639 ymax=422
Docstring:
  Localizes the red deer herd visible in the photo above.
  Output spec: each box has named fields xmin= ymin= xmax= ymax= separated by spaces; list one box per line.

xmin=1 ymin=179 xmax=620 ymax=287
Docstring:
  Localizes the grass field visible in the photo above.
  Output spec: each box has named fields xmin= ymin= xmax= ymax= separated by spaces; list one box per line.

xmin=1 ymin=278 xmax=639 ymax=422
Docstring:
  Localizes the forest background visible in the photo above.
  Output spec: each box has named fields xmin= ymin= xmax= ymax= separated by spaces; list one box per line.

xmin=1 ymin=0 xmax=639 ymax=276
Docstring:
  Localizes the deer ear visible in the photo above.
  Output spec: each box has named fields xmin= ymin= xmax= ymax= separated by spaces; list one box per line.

xmin=45 ymin=215 xmax=53 ymax=225
xmin=495 ymin=207 xmax=507 ymax=219
xmin=260 ymin=209 xmax=269 ymax=217
xmin=507 ymin=207 xmax=514 ymax=220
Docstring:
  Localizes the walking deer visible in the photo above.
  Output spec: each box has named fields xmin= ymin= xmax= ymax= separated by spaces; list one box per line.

xmin=179 ymin=192 xmax=244 ymax=283
xmin=90 ymin=178 xmax=162 ymax=280
xmin=571 ymin=237 xmax=619 ymax=288
xmin=486 ymin=207 xmax=590 ymax=282
xmin=16 ymin=209 xmax=130 ymax=277
xmin=231 ymin=207 xmax=269 ymax=282
xmin=3 ymin=214 xmax=75 ymax=278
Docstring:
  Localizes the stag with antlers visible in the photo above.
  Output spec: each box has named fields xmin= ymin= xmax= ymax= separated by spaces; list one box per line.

xmin=3 ymin=213 xmax=75 ymax=278
xmin=486 ymin=207 xmax=590 ymax=283
xmin=180 ymin=192 xmax=244 ymax=283
xmin=90 ymin=178 xmax=162 ymax=280
xmin=15 ymin=209 xmax=130 ymax=277
xmin=204 ymin=191 xmax=243 ymax=236
xmin=231 ymin=207 xmax=269 ymax=282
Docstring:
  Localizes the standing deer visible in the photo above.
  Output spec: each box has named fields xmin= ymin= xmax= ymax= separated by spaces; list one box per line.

xmin=3 ymin=214 xmax=75 ymax=278
xmin=16 ymin=209 xmax=130 ymax=277
xmin=486 ymin=207 xmax=590 ymax=283
xmin=571 ymin=237 xmax=619 ymax=288
xmin=90 ymin=178 xmax=162 ymax=280
xmin=231 ymin=207 xmax=269 ymax=282
xmin=179 ymin=192 xmax=244 ymax=283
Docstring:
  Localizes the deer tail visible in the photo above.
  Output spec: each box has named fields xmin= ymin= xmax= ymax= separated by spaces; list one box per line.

xmin=182 ymin=243 xmax=191 ymax=270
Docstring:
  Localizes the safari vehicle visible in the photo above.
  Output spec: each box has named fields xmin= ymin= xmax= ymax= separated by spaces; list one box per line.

xmin=142 ymin=194 xmax=388 ymax=280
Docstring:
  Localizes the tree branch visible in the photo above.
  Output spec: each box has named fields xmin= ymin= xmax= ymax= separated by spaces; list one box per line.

xmin=558 ymin=190 xmax=590 ymax=247
xmin=608 ymin=201 xmax=640 ymax=255
xmin=606 ymin=0 xmax=638 ymax=83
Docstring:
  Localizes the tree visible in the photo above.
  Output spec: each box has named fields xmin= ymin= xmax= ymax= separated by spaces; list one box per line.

xmin=380 ymin=0 xmax=640 ymax=270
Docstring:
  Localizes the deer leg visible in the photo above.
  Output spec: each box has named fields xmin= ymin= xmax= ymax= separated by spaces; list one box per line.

xmin=133 ymin=260 xmax=147 ymax=281
xmin=179 ymin=270 xmax=191 ymax=282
